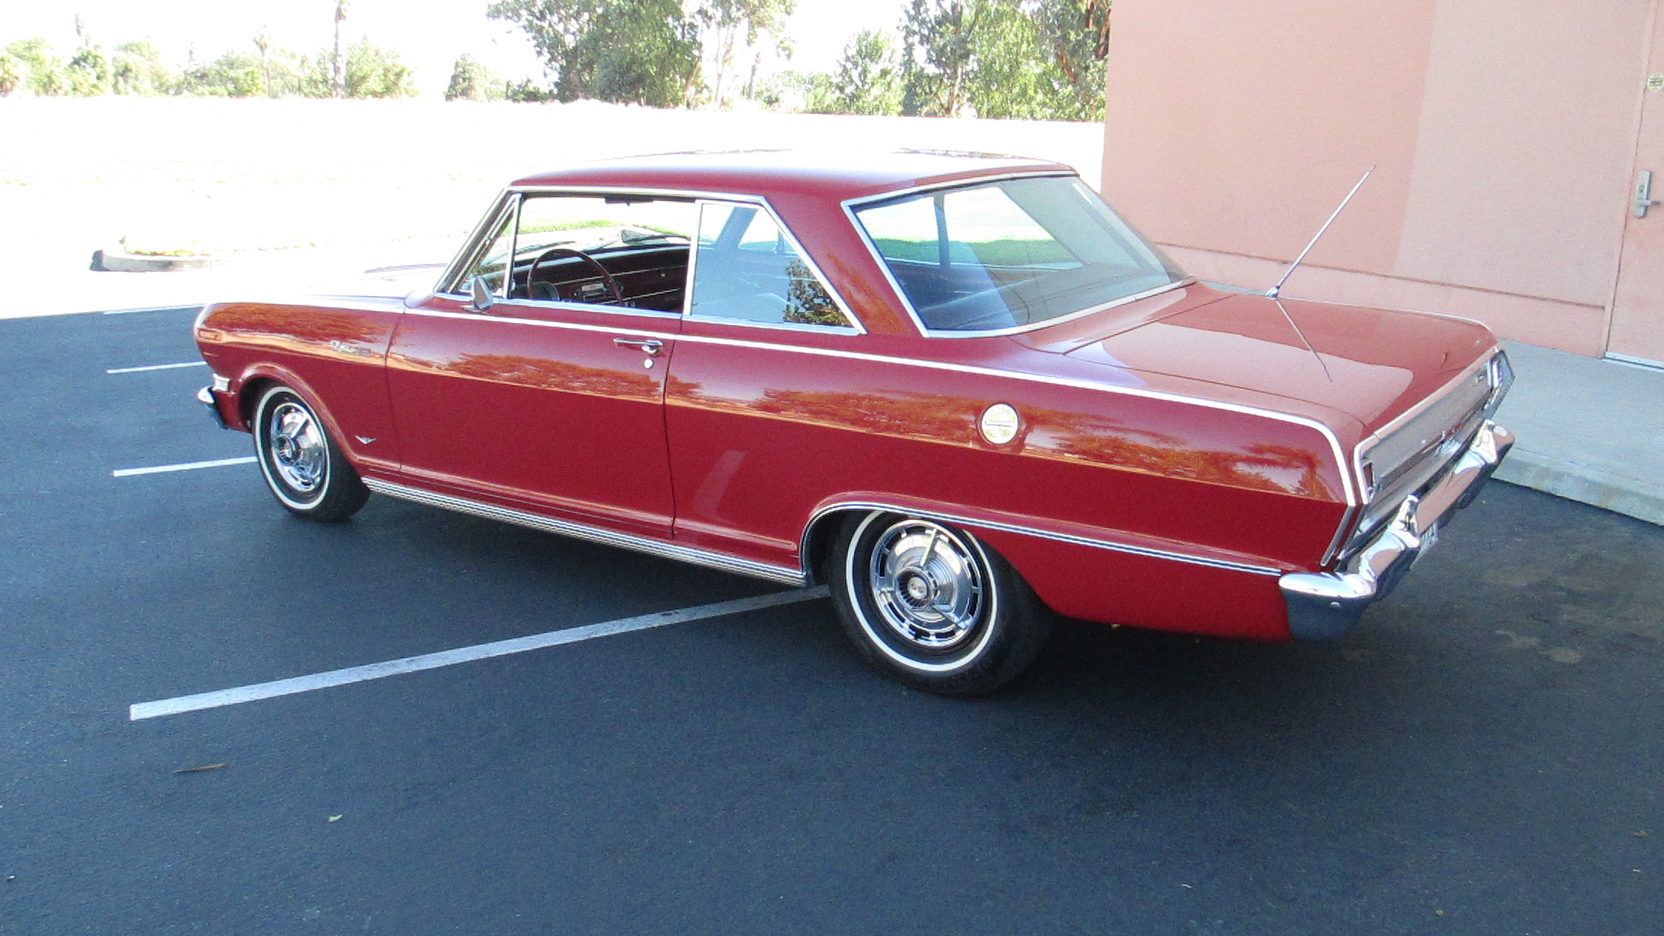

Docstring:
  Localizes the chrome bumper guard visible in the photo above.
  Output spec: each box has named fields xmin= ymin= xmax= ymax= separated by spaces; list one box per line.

xmin=1280 ymin=420 xmax=1515 ymax=640
xmin=197 ymin=385 xmax=229 ymax=430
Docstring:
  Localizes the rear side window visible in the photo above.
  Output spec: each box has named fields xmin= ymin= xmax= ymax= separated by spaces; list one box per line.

xmin=852 ymin=176 xmax=1187 ymax=333
xmin=688 ymin=202 xmax=852 ymax=330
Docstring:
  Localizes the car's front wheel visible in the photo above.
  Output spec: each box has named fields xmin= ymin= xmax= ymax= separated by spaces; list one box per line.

xmin=829 ymin=511 xmax=1050 ymax=695
xmin=252 ymin=384 xmax=368 ymax=522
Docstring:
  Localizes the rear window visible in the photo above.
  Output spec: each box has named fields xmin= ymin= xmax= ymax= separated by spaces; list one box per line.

xmin=852 ymin=176 xmax=1188 ymax=334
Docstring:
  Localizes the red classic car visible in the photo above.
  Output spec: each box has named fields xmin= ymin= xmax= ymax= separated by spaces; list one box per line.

xmin=194 ymin=150 xmax=1514 ymax=693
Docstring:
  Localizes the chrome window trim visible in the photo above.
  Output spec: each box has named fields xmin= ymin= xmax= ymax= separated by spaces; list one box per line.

xmin=801 ymin=501 xmax=1281 ymax=581
xmin=839 ymin=171 xmax=1194 ymax=340
xmin=495 ymin=184 xmax=866 ymax=336
xmin=363 ymin=477 xmax=806 ymax=587
xmin=503 ymin=193 xmax=522 ymax=299
xmin=840 ymin=170 xmax=1078 ymax=208
xmin=437 ymin=190 xmax=518 ymax=297
xmin=684 ymin=197 xmax=862 ymax=335
xmin=402 ymin=306 xmax=1358 ymax=514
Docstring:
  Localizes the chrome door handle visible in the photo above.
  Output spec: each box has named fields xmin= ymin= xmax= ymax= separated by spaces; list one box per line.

xmin=613 ymin=337 xmax=663 ymax=356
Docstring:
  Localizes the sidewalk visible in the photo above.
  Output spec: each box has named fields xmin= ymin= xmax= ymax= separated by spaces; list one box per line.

xmin=1493 ymin=341 xmax=1664 ymax=526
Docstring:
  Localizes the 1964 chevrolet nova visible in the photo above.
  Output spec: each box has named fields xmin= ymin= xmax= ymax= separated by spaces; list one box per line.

xmin=194 ymin=150 xmax=1514 ymax=693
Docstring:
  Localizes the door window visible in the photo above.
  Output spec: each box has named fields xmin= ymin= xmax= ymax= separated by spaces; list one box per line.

xmin=688 ymin=202 xmax=853 ymax=329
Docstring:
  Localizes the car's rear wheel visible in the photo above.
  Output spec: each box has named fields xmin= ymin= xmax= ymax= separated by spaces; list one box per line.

xmin=252 ymin=384 xmax=368 ymax=522
xmin=829 ymin=511 xmax=1050 ymax=694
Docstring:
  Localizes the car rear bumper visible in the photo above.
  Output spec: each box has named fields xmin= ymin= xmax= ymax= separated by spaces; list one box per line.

xmin=1280 ymin=420 xmax=1515 ymax=640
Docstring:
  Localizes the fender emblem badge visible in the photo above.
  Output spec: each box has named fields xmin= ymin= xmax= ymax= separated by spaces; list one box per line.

xmin=354 ymin=435 xmax=376 ymax=445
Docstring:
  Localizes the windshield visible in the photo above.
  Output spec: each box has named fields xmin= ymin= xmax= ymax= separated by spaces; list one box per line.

xmin=851 ymin=176 xmax=1188 ymax=334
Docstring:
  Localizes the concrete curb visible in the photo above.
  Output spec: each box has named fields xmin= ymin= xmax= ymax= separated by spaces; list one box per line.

xmin=90 ymin=249 xmax=216 ymax=273
xmin=1496 ymin=452 xmax=1664 ymax=527
xmin=1490 ymin=341 xmax=1664 ymax=529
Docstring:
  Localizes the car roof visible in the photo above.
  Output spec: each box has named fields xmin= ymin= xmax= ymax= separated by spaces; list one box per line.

xmin=509 ymin=149 xmax=1075 ymax=202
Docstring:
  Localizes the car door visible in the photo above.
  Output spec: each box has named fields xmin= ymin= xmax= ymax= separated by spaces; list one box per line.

xmin=385 ymin=191 xmax=691 ymax=538
xmin=664 ymin=198 xmax=871 ymax=565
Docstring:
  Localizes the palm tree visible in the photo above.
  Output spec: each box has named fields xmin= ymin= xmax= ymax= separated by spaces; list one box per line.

xmin=253 ymin=29 xmax=272 ymax=97
xmin=330 ymin=1 xmax=349 ymax=98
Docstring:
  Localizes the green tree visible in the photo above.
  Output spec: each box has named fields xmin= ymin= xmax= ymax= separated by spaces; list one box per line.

xmin=695 ymin=0 xmax=794 ymax=107
xmin=898 ymin=0 xmax=980 ymax=116
xmin=445 ymin=53 xmax=496 ymax=100
xmin=0 ymin=54 xmax=19 ymax=96
xmin=6 ymin=38 xmax=69 ymax=96
xmin=112 ymin=41 xmax=174 ymax=95
xmin=794 ymin=71 xmax=835 ymax=112
xmin=808 ymin=30 xmax=901 ymax=115
xmin=177 ymin=52 xmax=265 ymax=96
xmin=488 ymin=0 xmax=702 ymax=107
xmin=299 ymin=40 xmax=414 ymax=98
xmin=65 ymin=46 xmax=111 ymax=95
xmin=898 ymin=0 xmax=1110 ymax=120
xmin=343 ymin=39 xmax=415 ymax=98
xmin=962 ymin=0 xmax=1061 ymax=119
xmin=503 ymin=78 xmax=554 ymax=101
xmin=1030 ymin=0 xmax=1111 ymax=120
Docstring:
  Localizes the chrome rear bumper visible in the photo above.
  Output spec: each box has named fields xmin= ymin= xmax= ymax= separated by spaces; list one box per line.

xmin=1280 ymin=420 xmax=1515 ymax=640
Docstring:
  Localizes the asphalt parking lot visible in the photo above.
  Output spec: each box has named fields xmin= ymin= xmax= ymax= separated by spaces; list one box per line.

xmin=2 ymin=306 xmax=1660 ymax=935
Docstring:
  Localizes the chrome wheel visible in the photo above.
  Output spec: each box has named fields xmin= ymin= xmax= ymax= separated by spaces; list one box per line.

xmin=867 ymin=519 xmax=986 ymax=651
xmin=265 ymin=400 xmax=327 ymax=495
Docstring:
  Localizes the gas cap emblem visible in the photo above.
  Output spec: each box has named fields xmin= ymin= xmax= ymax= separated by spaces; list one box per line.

xmin=979 ymin=403 xmax=1021 ymax=445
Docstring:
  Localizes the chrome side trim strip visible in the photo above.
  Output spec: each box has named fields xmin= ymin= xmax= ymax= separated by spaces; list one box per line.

xmin=801 ymin=501 xmax=1282 ymax=579
xmin=362 ymin=478 xmax=807 ymax=587
xmin=399 ymin=306 xmax=1357 ymax=510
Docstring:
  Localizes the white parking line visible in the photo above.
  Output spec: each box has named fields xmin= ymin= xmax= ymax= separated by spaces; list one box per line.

xmin=129 ymin=586 xmax=829 ymax=721
xmin=112 ymin=456 xmax=256 ymax=478
xmin=106 ymin=361 xmax=207 ymax=374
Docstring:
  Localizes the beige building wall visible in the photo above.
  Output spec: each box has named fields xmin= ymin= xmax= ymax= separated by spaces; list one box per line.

xmin=1101 ymin=0 xmax=1655 ymax=356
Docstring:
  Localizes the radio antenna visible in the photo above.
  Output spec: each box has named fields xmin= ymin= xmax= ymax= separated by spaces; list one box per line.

xmin=1267 ymin=166 xmax=1375 ymax=300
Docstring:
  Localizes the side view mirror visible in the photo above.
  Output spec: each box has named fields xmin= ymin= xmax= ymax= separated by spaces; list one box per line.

xmin=469 ymin=275 xmax=495 ymax=312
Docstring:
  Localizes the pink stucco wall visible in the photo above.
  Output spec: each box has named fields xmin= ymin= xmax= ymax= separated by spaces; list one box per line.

xmin=1101 ymin=0 xmax=1655 ymax=356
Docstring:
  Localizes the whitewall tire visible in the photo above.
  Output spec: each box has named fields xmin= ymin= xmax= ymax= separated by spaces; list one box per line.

xmin=829 ymin=511 xmax=1051 ymax=694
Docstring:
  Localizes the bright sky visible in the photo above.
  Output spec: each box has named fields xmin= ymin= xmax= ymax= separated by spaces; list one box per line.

xmin=4 ymin=0 xmax=907 ymax=97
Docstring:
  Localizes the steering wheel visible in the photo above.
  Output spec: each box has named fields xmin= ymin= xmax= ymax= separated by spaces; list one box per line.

xmin=525 ymin=246 xmax=627 ymax=305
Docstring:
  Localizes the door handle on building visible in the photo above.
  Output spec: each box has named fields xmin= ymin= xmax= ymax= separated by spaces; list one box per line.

xmin=1636 ymin=170 xmax=1659 ymax=218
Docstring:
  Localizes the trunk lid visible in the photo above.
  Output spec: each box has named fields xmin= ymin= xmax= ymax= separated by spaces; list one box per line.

xmin=1010 ymin=285 xmax=1496 ymax=433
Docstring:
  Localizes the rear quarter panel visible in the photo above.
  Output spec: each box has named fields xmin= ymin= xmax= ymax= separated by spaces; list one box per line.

xmin=665 ymin=327 xmax=1352 ymax=627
